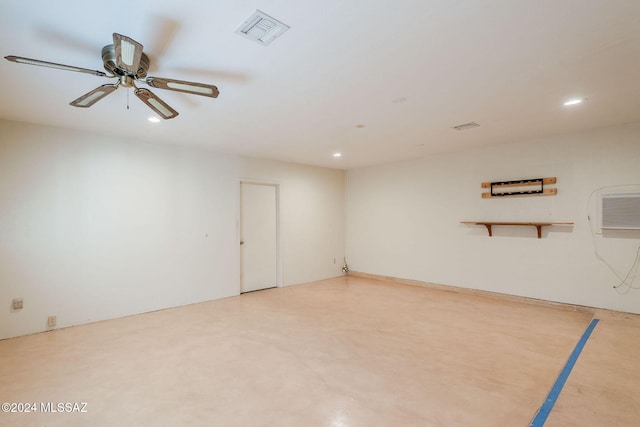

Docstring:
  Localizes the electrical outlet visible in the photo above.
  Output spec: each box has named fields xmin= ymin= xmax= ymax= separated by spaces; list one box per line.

xmin=12 ymin=298 xmax=23 ymax=311
xmin=47 ymin=316 xmax=57 ymax=327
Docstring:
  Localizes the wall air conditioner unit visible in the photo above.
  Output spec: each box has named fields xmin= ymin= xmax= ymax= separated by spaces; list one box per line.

xmin=602 ymin=193 xmax=640 ymax=230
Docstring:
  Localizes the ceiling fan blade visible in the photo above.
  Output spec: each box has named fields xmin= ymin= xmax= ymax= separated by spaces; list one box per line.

xmin=134 ymin=88 xmax=178 ymax=120
xmin=146 ymin=77 xmax=219 ymax=98
xmin=113 ymin=33 xmax=143 ymax=75
xmin=5 ymin=55 xmax=107 ymax=77
xmin=70 ymin=84 xmax=119 ymax=108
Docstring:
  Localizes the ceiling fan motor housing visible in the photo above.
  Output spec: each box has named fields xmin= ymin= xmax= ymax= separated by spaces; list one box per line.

xmin=101 ymin=44 xmax=149 ymax=79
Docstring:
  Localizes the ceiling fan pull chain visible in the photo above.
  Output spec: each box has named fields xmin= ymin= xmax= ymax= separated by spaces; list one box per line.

xmin=127 ymin=87 xmax=130 ymax=110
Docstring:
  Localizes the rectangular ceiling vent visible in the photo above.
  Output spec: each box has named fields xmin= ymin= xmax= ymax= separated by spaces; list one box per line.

xmin=452 ymin=122 xmax=480 ymax=131
xmin=236 ymin=10 xmax=290 ymax=46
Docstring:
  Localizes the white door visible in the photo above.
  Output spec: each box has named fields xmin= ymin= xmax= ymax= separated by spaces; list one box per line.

xmin=240 ymin=183 xmax=277 ymax=293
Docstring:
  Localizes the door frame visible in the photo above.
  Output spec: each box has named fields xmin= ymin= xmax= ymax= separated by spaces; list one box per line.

xmin=238 ymin=180 xmax=282 ymax=293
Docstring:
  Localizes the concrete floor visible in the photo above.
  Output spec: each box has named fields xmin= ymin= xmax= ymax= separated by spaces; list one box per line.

xmin=0 ymin=275 xmax=638 ymax=426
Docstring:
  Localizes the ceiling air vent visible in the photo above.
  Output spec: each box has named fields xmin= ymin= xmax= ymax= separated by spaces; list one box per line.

xmin=236 ymin=10 xmax=290 ymax=46
xmin=452 ymin=122 xmax=480 ymax=131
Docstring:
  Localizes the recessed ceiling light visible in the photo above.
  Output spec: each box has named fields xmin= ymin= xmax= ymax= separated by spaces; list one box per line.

xmin=148 ymin=116 xmax=161 ymax=123
xmin=333 ymin=152 xmax=342 ymax=158
xmin=563 ymin=98 xmax=584 ymax=106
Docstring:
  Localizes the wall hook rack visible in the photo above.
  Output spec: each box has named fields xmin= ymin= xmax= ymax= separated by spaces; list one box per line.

xmin=482 ymin=177 xmax=557 ymax=198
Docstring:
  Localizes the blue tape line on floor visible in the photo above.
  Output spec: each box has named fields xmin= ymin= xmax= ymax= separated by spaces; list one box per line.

xmin=530 ymin=318 xmax=599 ymax=427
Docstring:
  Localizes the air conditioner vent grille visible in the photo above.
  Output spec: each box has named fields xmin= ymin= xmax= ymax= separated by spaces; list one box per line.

xmin=236 ymin=10 xmax=290 ymax=46
xmin=602 ymin=193 xmax=640 ymax=230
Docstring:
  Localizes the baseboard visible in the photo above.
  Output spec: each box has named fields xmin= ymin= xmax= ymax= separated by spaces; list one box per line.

xmin=347 ymin=271 xmax=596 ymax=315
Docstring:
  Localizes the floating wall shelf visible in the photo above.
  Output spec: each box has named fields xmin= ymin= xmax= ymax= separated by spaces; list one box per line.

xmin=460 ymin=221 xmax=574 ymax=238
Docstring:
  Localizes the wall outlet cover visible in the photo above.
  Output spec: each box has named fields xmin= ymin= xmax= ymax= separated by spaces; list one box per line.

xmin=12 ymin=298 xmax=24 ymax=311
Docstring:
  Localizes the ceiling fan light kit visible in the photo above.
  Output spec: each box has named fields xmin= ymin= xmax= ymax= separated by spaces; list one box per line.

xmin=5 ymin=32 xmax=219 ymax=120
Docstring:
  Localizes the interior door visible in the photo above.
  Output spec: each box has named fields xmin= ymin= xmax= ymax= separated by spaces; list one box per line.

xmin=240 ymin=182 xmax=277 ymax=293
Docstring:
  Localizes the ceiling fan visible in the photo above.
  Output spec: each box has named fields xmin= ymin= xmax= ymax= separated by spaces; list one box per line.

xmin=4 ymin=33 xmax=219 ymax=119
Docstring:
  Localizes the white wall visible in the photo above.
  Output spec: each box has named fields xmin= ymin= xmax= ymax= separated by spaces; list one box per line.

xmin=238 ymin=157 xmax=345 ymax=286
xmin=0 ymin=120 xmax=345 ymax=339
xmin=4 ymin=117 xmax=637 ymax=340
xmin=346 ymin=123 xmax=640 ymax=314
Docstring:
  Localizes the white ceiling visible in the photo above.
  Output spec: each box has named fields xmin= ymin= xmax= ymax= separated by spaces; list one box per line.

xmin=1 ymin=0 xmax=639 ymax=169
